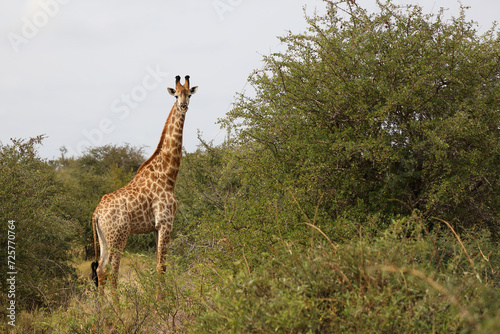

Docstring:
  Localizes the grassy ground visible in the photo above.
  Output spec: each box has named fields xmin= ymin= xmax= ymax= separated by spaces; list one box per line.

xmin=4 ymin=217 xmax=500 ymax=333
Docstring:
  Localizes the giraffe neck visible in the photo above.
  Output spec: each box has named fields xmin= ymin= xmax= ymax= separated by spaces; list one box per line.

xmin=137 ymin=103 xmax=186 ymax=189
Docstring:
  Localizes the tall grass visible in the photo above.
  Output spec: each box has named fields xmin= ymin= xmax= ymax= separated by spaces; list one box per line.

xmin=6 ymin=214 xmax=499 ymax=333
xmin=194 ymin=215 xmax=500 ymax=333
xmin=8 ymin=253 xmax=204 ymax=333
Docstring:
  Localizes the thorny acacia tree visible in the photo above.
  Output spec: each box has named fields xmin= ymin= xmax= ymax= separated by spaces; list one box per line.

xmin=222 ymin=0 xmax=500 ymax=235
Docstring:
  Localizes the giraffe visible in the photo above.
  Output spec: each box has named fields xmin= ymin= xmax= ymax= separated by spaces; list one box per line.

xmin=91 ymin=75 xmax=198 ymax=299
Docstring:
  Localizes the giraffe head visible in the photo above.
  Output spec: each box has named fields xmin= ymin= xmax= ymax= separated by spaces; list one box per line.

xmin=167 ymin=75 xmax=198 ymax=112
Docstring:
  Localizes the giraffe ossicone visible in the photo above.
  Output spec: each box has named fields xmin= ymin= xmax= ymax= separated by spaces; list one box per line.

xmin=91 ymin=75 xmax=197 ymax=299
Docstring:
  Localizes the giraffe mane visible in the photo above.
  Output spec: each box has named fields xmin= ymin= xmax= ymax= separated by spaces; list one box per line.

xmin=136 ymin=105 xmax=174 ymax=174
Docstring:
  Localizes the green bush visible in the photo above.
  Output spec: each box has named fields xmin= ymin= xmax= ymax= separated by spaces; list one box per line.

xmin=221 ymin=0 xmax=500 ymax=234
xmin=0 ymin=136 xmax=77 ymax=313
xmin=194 ymin=216 xmax=500 ymax=333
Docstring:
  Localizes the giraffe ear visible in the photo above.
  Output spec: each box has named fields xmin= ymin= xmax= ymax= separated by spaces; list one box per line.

xmin=190 ymin=86 xmax=198 ymax=95
xmin=167 ymin=88 xmax=176 ymax=96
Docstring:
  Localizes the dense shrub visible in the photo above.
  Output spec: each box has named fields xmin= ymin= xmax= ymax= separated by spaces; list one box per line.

xmin=0 ymin=136 xmax=76 ymax=313
xmin=222 ymin=0 xmax=500 ymax=234
xmin=194 ymin=217 xmax=500 ymax=333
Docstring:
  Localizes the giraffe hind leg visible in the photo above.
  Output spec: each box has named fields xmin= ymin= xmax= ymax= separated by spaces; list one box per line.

xmin=96 ymin=221 xmax=109 ymax=294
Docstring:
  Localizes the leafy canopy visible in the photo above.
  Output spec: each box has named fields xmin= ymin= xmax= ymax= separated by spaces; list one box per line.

xmin=222 ymin=0 xmax=500 ymax=234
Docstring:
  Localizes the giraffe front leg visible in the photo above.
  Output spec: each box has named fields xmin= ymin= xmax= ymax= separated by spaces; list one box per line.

xmin=156 ymin=224 xmax=172 ymax=300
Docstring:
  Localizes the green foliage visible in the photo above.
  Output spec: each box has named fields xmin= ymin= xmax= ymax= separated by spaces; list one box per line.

xmin=61 ymin=143 xmax=146 ymax=176
xmin=0 ymin=136 xmax=76 ymax=312
xmin=194 ymin=216 xmax=500 ymax=333
xmin=221 ymin=0 xmax=500 ymax=234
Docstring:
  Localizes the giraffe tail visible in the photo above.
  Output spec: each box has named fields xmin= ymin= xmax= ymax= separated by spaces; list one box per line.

xmin=91 ymin=211 xmax=99 ymax=288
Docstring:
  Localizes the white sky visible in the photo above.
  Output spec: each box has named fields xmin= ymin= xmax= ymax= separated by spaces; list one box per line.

xmin=1 ymin=0 xmax=498 ymax=159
